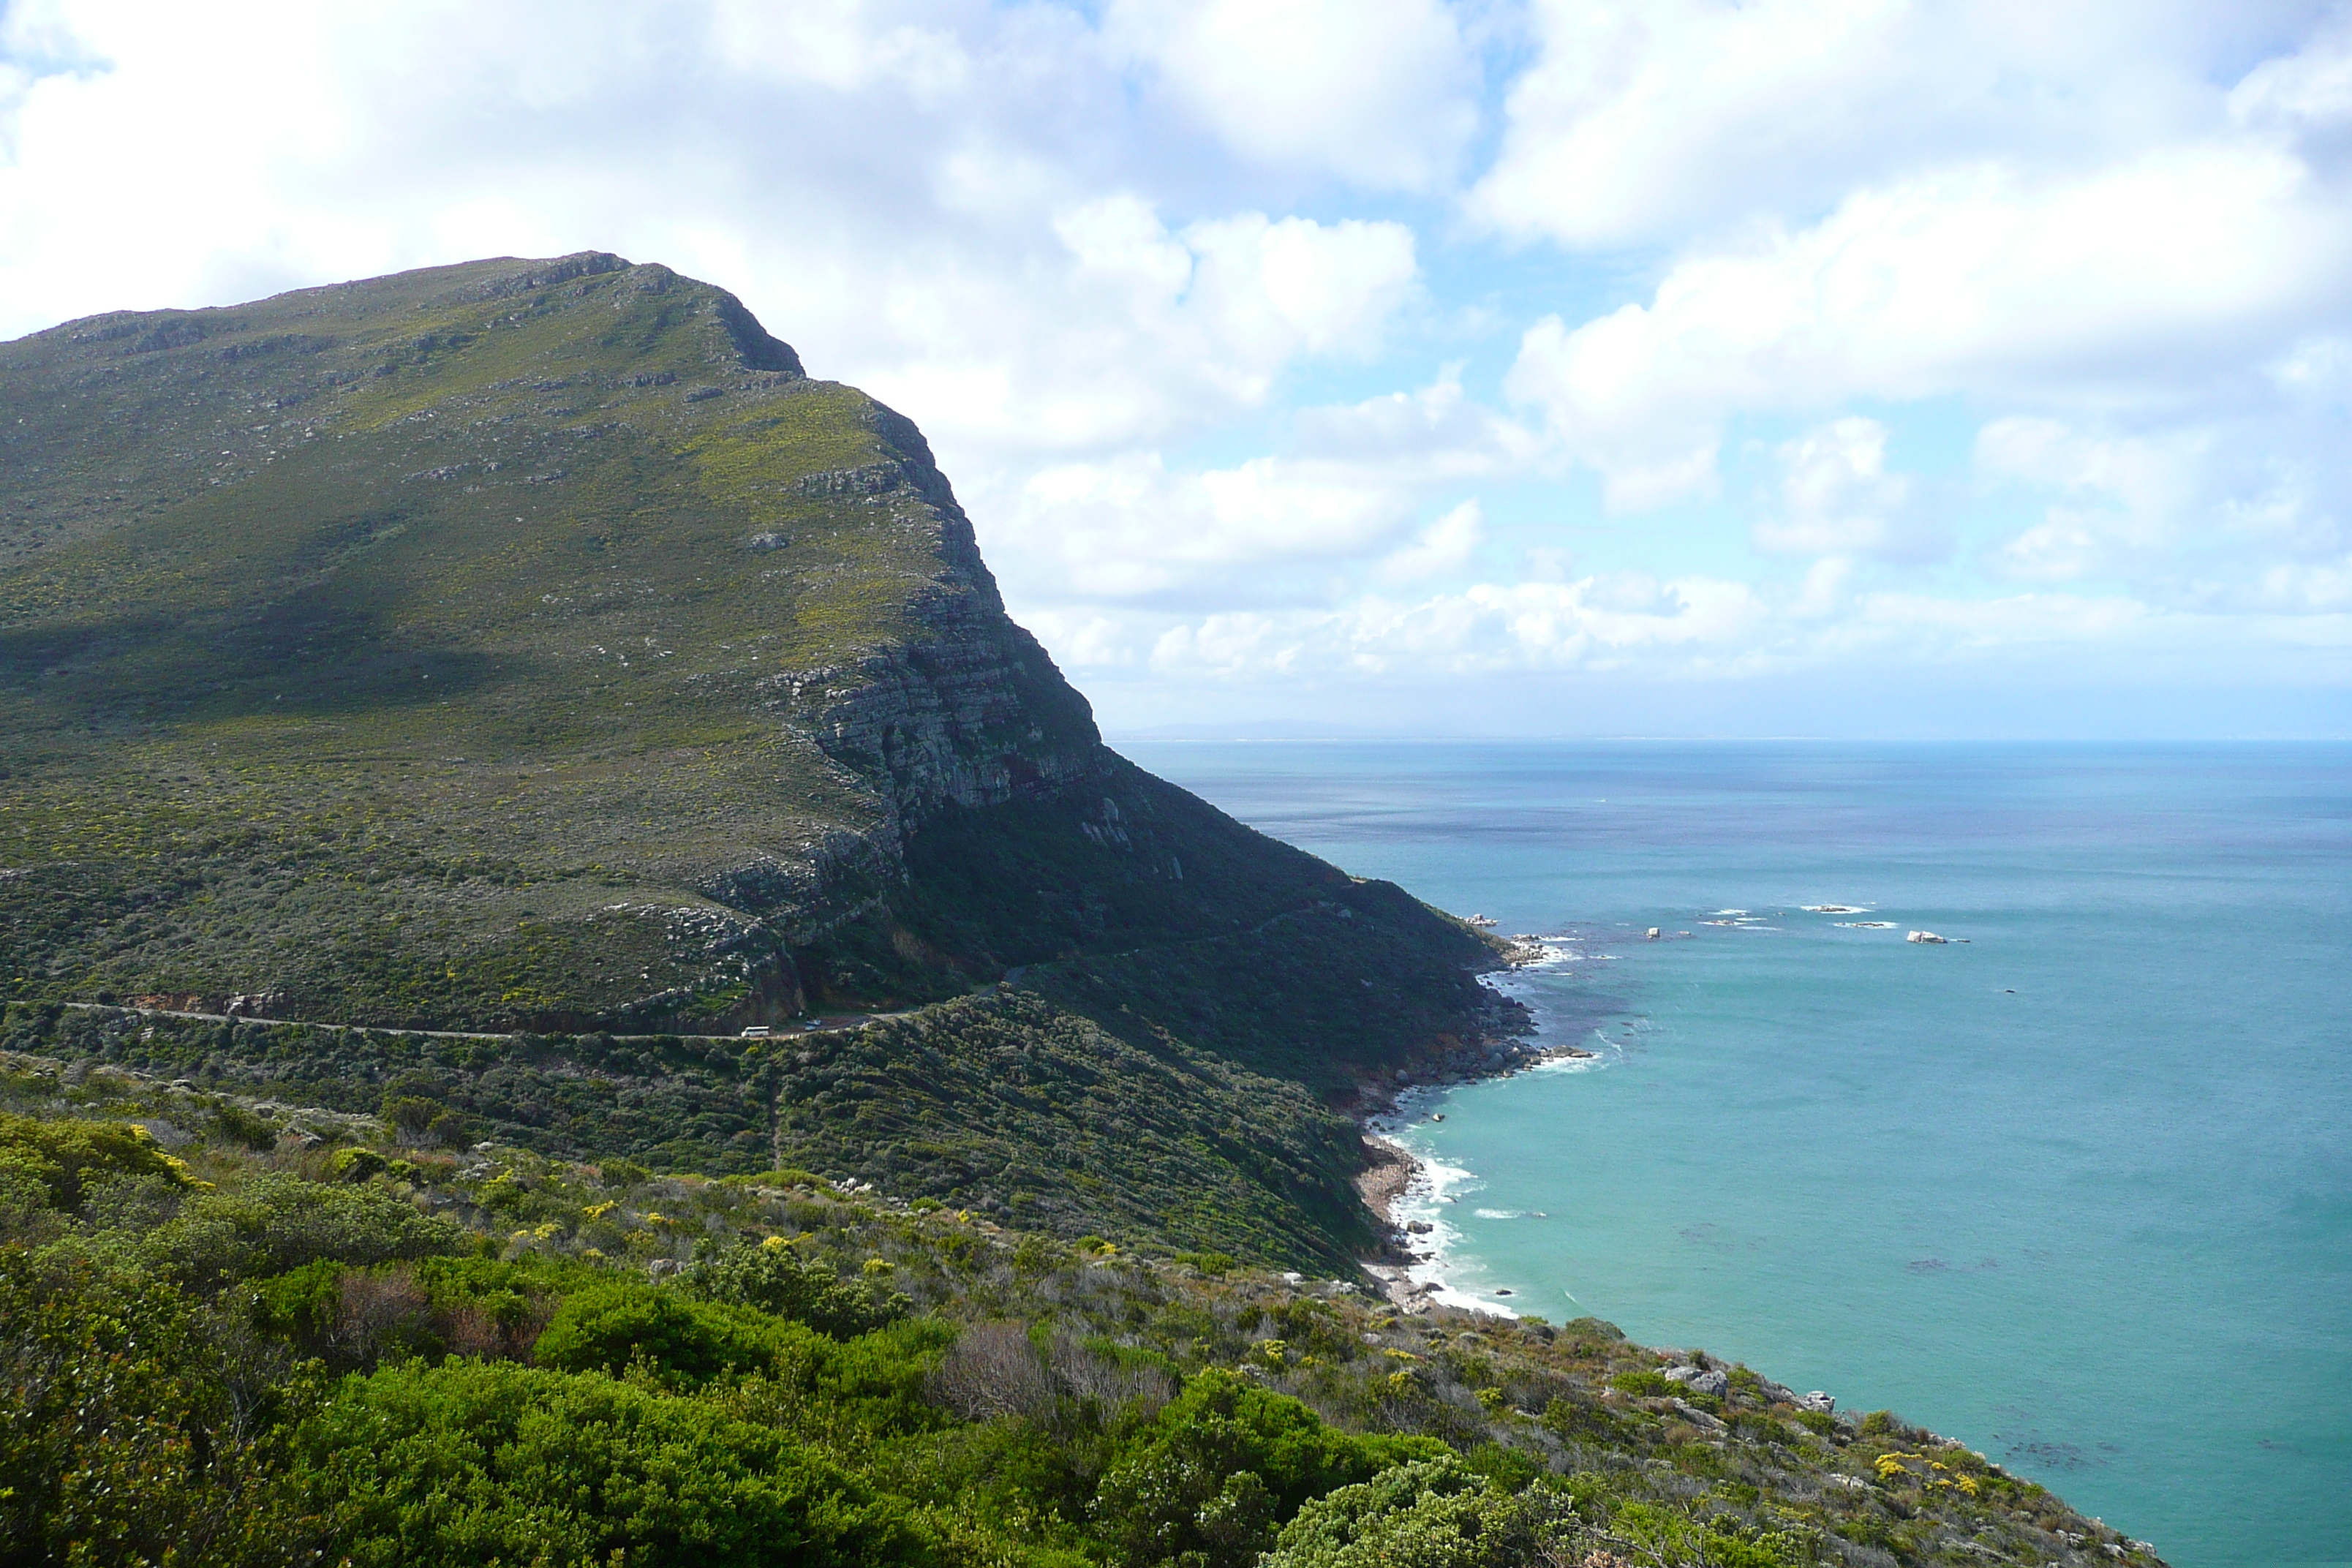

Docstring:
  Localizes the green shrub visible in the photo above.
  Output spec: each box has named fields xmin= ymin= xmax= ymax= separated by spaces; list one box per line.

xmin=1463 ymin=1441 xmax=1542 ymax=1491
xmin=0 ymin=1248 xmax=319 ymax=1565
xmin=1607 ymin=1370 xmax=1677 ymax=1398
xmin=329 ymin=1147 xmax=388 ymax=1183
xmin=211 ymin=1102 xmax=281 ymax=1151
xmin=682 ymin=1240 xmax=908 ymax=1339
xmin=1093 ymin=1369 xmax=1445 ymax=1568
xmin=294 ymin=1358 xmax=932 ymax=1567
xmin=380 ymin=1095 xmax=445 ymax=1139
xmin=246 ymin=1259 xmax=349 ymax=1341
xmin=0 ymin=1112 xmax=186 ymax=1209
xmin=143 ymin=1173 xmax=463 ymax=1289
xmin=533 ymin=1283 xmax=783 ymax=1384
xmin=1264 ymin=1456 xmax=1561 ymax=1568
xmin=79 ymin=1169 xmax=189 ymax=1232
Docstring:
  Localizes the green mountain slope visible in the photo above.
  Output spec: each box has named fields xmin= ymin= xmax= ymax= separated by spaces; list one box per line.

xmin=0 ymin=252 xmax=1494 ymax=1038
xmin=0 ymin=255 xmax=1514 ymax=1267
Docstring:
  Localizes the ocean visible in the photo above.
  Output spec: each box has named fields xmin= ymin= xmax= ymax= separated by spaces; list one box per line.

xmin=1120 ymin=739 xmax=2352 ymax=1568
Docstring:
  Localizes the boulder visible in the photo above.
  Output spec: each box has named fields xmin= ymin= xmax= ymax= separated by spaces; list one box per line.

xmin=1664 ymin=1365 xmax=1729 ymax=1398
xmin=1670 ymin=1398 xmax=1727 ymax=1431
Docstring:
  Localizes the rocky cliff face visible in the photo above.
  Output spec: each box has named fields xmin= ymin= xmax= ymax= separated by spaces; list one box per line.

xmin=768 ymin=409 xmax=1104 ymax=842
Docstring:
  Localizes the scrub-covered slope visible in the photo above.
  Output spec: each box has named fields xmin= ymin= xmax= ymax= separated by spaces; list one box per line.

xmin=0 ymin=254 xmax=1494 ymax=1045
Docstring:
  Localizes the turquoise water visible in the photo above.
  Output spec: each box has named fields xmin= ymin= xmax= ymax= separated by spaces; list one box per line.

xmin=1121 ymin=741 xmax=2352 ymax=1568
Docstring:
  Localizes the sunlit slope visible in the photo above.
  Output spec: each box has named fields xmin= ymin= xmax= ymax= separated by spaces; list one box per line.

xmin=0 ymin=253 xmax=1415 ymax=1031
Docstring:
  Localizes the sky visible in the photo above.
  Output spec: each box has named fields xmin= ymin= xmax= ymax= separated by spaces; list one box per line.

xmin=3 ymin=1 xmax=2349 ymax=739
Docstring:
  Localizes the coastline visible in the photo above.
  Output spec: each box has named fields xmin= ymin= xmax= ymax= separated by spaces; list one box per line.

xmin=1351 ymin=933 xmax=1590 ymax=1313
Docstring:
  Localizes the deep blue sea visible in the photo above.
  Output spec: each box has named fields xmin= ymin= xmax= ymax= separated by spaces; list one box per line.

xmin=1121 ymin=740 xmax=2352 ymax=1568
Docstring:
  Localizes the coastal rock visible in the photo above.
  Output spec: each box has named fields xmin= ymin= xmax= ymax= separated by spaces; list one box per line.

xmin=1798 ymin=1391 xmax=1836 ymax=1413
xmin=1670 ymin=1398 xmax=1728 ymax=1431
xmin=1665 ymin=1365 xmax=1729 ymax=1398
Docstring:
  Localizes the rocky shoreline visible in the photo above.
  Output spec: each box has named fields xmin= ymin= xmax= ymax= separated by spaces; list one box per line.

xmin=1348 ymin=934 xmax=1589 ymax=1311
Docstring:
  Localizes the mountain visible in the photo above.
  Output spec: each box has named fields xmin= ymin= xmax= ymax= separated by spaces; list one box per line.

xmin=0 ymin=254 xmax=1512 ymax=1265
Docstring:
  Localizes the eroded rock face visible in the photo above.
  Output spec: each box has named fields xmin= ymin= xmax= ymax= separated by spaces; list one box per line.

xmin=775 ymin=421 xmax=1103 ymax=840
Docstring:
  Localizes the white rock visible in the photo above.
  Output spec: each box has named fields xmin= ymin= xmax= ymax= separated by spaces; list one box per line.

xmin=1663 ymin=1365 xmax=1729 ymax=1397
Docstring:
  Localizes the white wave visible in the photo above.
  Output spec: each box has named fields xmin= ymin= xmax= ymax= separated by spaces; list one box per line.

xmin=1803 ymin=904 xmax=1870 ymax=913
xmin=1529 ymin=1049 xmax=1613 ymax=1077
xmin=1834 ymin=921 xmax=1899 ymax=929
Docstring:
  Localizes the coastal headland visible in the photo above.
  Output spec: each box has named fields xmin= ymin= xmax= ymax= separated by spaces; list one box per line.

xmin=0 ymin=256 xmax=2163 ymax=1566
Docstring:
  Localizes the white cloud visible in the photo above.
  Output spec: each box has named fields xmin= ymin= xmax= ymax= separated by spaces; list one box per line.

xmin=0 ymin=2 xmax=1419 ymax=469
xmin=979 ymin=370 xmax=1543 ymax=608
xmin=1754 ymin=417 xmax=1935 ymax=562
xmin=1003 ymin=448 xmax=1419 ymax=600
xmin=1288 ymin=366 xmax=1550 ymax=478
xmin=2228 ymin=14 xmax=2352 ymax=137
xmin=1147 ymin=573 xmax=1777 ymax=680
xmin=1106 ymin=0 xmax=1476 ymax=191
xmin=1506 ymin=141 xmax=2352 ymax=505
xmin=1975 ymin=415 xmax=2351 ymax=607
xmin=1471 ymin=0 xmax=2322 ymax=249
xmin=1375 ymin=501 xmax=1485 ymax=584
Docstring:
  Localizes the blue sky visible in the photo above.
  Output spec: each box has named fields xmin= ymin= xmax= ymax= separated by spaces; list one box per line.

xmin=4 ymin=0 xmax=2348 ymax=737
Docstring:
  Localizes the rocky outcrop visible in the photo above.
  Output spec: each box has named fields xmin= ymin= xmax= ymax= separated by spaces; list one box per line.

xmin=768 ymin=405 xmax=1106 ymax=842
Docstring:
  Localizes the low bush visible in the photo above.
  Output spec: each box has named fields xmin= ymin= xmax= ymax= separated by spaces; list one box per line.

xmin=0 ymin=1112 xmax=185 ymax=1209
xmin=1092 ymin=1369 xmax=1445 ymax=1568
xmin=1608 ymin=1369 xmax=1678 ymax=1398
xmin=682 ymin=1239 xmax=908 ymax=1338
xmin=143 ymin=1173 xmax=463 ymax=1289
xmin=1265 ymin=1455 xmax=1563 ymax=1568
xmin=533 ymin=1282 xmax=785 ymax=1384
xmin=295 ymin=1358 xmax=932 ymax=1567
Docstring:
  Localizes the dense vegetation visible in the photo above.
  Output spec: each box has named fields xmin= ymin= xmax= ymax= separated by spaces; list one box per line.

xmin=2 ymin=981 xmax=1410 ymax=1272
xmin=0 ymin=1059 xmax=2162 ymax=1567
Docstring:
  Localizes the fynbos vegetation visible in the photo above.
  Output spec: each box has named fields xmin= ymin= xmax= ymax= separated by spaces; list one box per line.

xmin=0 ymin=1059 xmax=2156 ymax=1567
